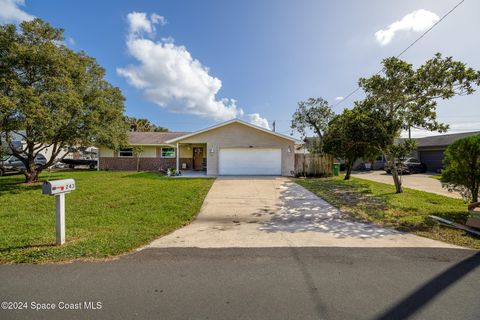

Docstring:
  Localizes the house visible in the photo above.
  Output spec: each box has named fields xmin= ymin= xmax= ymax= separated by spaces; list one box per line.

xmin=1 ymin=131 xmax=71 ymax=161
xmin=412 ymin=131 xmax=480 ymax=172
xmin=98 ymin=119 xmax=300 ymax=176
xmin=351 ymin=131 xmax=480 ymax=173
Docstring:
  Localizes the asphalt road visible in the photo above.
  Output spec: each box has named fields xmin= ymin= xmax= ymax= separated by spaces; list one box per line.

xmin=1 ymin=247 xmax=479 ymax=320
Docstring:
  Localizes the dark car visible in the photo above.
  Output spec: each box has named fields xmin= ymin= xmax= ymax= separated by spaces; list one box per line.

xmin=384 ymin=157 xmax=427 ymax=174
xmin=0 ymin=154 xmax=48 ymax=176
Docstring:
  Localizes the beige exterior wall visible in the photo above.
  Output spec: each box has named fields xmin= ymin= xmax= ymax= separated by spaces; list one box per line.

xmin=178 ymin=144 xmax=206 ymax=158
xmin=175 ymin=122 xmax=295 ymax=176
xmin=99 ymin=146 xmax=114 ymax=157
xmin=139 ymin=146 xmax=157 ymax=158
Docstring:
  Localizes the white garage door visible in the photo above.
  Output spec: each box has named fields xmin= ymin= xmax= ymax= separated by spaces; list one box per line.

xmin=219 ymin=148 xmax=281 ymax=175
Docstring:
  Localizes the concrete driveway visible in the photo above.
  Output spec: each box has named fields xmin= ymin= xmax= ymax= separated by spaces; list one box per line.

xmin=352 ymin=170 xmax=462 ymax=199
xmin=148 ymin=177 xmax=459 ymax=248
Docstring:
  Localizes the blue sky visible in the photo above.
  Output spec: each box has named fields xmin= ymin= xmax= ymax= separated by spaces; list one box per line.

xmin=1 ymin=0 xmax=479 ymax=137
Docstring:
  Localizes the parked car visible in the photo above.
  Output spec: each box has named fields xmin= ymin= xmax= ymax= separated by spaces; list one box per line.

xmin=0 ymin=154 xmax=48 ymax=176
xmin=384 ymin=157 xmax=427 ymax=174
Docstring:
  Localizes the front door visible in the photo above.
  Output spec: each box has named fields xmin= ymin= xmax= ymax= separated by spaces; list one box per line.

xmin=193 ymin=147 xmax=204 ymax=170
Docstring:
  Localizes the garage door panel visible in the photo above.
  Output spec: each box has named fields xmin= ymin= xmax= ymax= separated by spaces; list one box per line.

xmin=219 ymin=148 xmax=281 ymax=175
xmin=419 ymin=150 xmax=444 ymax=172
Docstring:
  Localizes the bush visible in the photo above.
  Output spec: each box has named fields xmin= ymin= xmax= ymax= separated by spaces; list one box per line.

xmin=441 ymin=135 xmax=480 ymax=203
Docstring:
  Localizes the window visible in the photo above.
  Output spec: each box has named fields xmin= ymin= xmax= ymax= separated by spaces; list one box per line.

xmin=119 ymin=148 xmax=133 ymax=157
xmin=161 ymin=147 xmax=175 ymax=158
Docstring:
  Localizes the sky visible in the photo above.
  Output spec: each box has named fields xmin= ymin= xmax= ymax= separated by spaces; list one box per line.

xmin=1 ymin=0 xmax=479 ymax=138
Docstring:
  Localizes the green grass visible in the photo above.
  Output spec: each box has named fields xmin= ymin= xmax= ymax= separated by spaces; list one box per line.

xmin=0 ymin=170 xmax=214 ymax=263
xmin=294 ymin=176 xmax=480 ymax=249
xmin=430 ymin=175 xmax=442 ymax=180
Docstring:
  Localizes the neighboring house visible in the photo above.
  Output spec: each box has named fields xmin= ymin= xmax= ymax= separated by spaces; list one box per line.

xmin=1 ymin=131 xmax=70 ymax=161
xmin=99 ymin=119 xmax=300 ymax=176
xmin=352 ymin=131 xmax=480 ymax=173
xmin=412 ymin=131 xmax=480 ymax=173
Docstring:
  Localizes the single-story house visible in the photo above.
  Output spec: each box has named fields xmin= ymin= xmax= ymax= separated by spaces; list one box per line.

xmin=411 ymin=131 xmax=480 ymax=172
xmin=350 ymin=131 xmax=480 ymax=172
xmin=99 ymin=119 xmax=300 ymax=176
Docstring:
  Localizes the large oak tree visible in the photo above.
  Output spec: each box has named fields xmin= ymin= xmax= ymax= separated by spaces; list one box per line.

xmin=0 ymin=19 xmax=127 ymax=182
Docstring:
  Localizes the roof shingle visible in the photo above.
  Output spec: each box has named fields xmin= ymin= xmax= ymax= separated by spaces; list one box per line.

xmin=127 ymin=132 xmax=190 ymax=145
xmin=415 ymin=131 xmax=480 ymax=148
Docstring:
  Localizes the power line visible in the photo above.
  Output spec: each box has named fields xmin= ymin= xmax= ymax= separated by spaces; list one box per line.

xmin=333 ymin=0 xmax=465 ymax=109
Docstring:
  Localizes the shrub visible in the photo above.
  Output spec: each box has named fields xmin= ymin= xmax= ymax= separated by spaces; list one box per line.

xmin=441 ymin=135 xmax=480 ymax=203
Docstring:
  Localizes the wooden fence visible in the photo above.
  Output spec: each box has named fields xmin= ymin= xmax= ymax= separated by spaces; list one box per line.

xmin=294 ymin=153 xmax=334 ymax=177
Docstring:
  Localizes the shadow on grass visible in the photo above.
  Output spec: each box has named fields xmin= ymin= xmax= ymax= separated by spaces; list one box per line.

xmin=0 ymin=243 xmax=56 ymax=253
xmin=0 ymin=180 xmax=43 ymax=196
xmin=0 ymin=170 xmax=73 ymax=195
xmin=299 ymin=177 xmax=471 ymax=234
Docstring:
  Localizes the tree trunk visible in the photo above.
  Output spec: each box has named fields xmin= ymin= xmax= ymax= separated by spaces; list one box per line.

xmin=391 ymin=166 xmax=403 ymax=193
xmin=471 ymin=184 xmax=479 ymax=203
xmin=24 ymin=169 xmax=39 ymax=183
xmin=344 ymin=161 xmax=353 ymax=180
xmin=386 ymin=154 xmax=403 ymax=193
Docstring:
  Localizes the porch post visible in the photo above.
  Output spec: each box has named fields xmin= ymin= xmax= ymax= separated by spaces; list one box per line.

xmin=176 ymin=142 xmax=180 ymax=174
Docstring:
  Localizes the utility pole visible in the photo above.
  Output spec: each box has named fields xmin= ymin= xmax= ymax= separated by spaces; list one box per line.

xmin=272 ymin=121 xmax=276 ymax=132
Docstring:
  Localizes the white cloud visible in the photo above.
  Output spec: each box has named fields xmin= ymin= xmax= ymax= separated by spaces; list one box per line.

xmin=117 ymin=12 xmax=243 ymax=121
xmin=0 ymin=0 xmax=34 ymax=23
xmin=335 ymin=96 xmax=344 ymax=101
xmin=151 ymin=13 xmax=167 ymax=26
xmin=248 ymin=113 xmax=270 ymax=129
xmin=126 ymin=12 xmax=166 ymax=38
xmin=375 ymin=9 xmax=439 ymax=46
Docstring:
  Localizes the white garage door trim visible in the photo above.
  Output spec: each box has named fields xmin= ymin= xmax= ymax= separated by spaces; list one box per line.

xmin=219 ymin=148 xmax=281 ymax=175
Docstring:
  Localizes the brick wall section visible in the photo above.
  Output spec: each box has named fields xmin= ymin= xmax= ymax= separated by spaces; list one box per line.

xmin=100 ymin=157 xmax=193 ymax=171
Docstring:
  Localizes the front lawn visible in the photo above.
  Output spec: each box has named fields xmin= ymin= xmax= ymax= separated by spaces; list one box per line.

xmin=295 ymin=176 xmax=480 ymax=249
xmin=0 ymin=171 xmax=214 ymax=263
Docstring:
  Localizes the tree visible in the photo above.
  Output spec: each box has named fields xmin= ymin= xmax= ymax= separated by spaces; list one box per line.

xmin=132 ymin=145 xmax=144 ymax=172
xmin=357 ymin=53 xmax=480 ymax=193
xmin=126 ymin=116 xmax=169 ymax=132
xmin=324 ymin=107 xmax=380 ymax=180
xmin=291 ymin=98 xmax=334 ymax=153
xmin=441 ymin=135 xmax=480 ymax=203
xmin=0 ymin=19 xmax=127 ymax=182
xmin=153 ymin=126 xmax=169 ymax=132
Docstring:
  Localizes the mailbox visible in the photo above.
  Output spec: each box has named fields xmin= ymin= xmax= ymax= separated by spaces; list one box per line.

xmin=42 ymin=179 xmax=76 ymax=195
xmin=42 ymin=178 xmax=76 ymax=246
